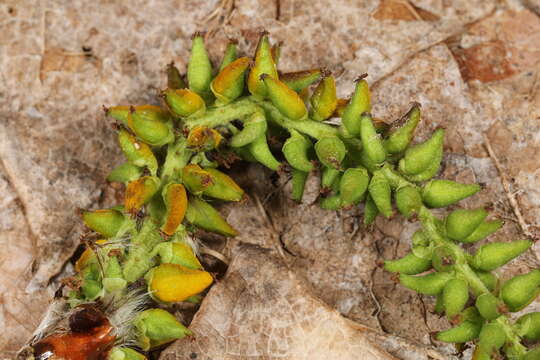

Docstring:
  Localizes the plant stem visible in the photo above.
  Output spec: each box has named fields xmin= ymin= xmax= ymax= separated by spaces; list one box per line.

xmin=184 ymin=98 xmax=259 ymax=129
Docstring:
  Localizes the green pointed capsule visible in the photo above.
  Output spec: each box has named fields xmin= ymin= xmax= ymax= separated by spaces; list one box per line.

xmin=477 ymin=322 xmax=506 ymax=354
xmin=118 ymin=129 xmax=158 ymax=175
xmin=211 ymin=57 xmax=250 ymax=105
xmin=125 ymin=176 xmax=161 ymax=214
xmin=315 ymin=136 xmax=346 ymax=169
xmin=219 ymin=40 xmax=237 ymax=72
xmin=445 ymin=208 xmax=488 ymax=241
xmin=411 ymin=230 xmax=433 ymax=260
xmin=182 ymin=164 xmax=214 ymax=194
xmin=524 ymin=347 xmax=540 ymax=360
xmin=431 ymin=246 xmax=457 ymax=272
xmin=422 ymin=180 xmax=481 ymax=208
xmin=321 ymin=167 xmax=340 ymax=191
xmin=127 ymin=105 xmax=174 ymax=146
xmin=472 ymin=239 xmax=532 ymax=271
xmin=436 ymin=310 xmax=482 ymax=343
xmin=501 ymin=270 xmax=540 ymax=312
xmin=107 ymin=163 xmax=142 ymax=183
xmin=82 ymin=209 xmax=125 ymax=238
xmin=368 ymin=170 xmax=393 ymax=218
xmin=383 ymin=103 xmax=421 ymax=154
xmin=162 ymin=88 xmax=206 ymax=117
xmin=203 ymin=168 xmax=245 ymax=202
xmin=405 ymin=145 xmax=442 ymax=182
xmin=185 ymin=196 xmax=238 ymax=237
xmin=248 ymin=133 xmax=281 ymax=171
xmin=363 ymin=194 xmax=379 ymax=225
xmin=360 ymin=113 xmax=386 ymax=164
xmin=395 ymin=186 xmax=422 ymax=219
xmin=358 ymin=149 xmax=379 ymax=173
xmin=310 ymin=74 xmax=337 ymax=121
xmin=187 ymin=33 xmax=213 ymax=100
xmin=271 ymin=42 xmax=281 ymax=66
xmin=229 ymin=111 xmax=267 ymax=148
xmin=474 ymin=271 xmax=498 ymax=294
xmin=109 ymin=347 xmax=147 ymax=360
xmin=247 ymin=33 xmax=278 ymax=98
xmin=399 ymin=271 xmax=453 ymax=296
xmin=291 ymin=169 xmax=308 ymax=202
xmin=461 ymin=220 xmax=504 ymax=244
xmin=320 ymin=194 xmax=342 ymax=210
xmin=339 ymin=167 xmax=369 ymax=207
xmin=384 ymin=252 xmax=432 ymax=275
xmin=282 ymin=130 xmax=314 ymax=172
xmin=341 ymin=76 xmax=370 ymax=137
xmin=167 ymin=62 xmax=186 ymax=90
xmin=442 ymin=278 xmax=469 ymax=318
xmin=261 ymin=74 xmax=307 ymax=121
xmin=106 ymin=105 xmax=130 ymax=126
xmin=103 ymin=256 xmax=127 ymax=293
xmin=475 ymin=293 xmax=503 ymax=320
xmin=516 ymin=312 xmax=540 ymax=341
xmin=399 ymin=129 xmax=445 ymax=176
xmin=152 ymin=241 xmax=202 ymax=270
xmin=280 ymin=68 xmax=321 ymax=93
xmin=135 ymin=308 xmax=191 ymax=351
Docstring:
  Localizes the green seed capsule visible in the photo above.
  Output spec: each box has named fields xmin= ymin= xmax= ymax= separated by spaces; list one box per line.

xmin=384 ymin=252 xmax=432 ymax=275
xmin=248 ymin=133 xmax=281 ymax=171
xmin=399 ymin=271 xmax=453 ymax=296
xmin=310 ymin=74 xmax=337 ymax=121
xmin=315 ymin=136 xmax=347 ymax=169
xmin=422 ymin=180 xmax=481 ymax=208
xmin=182 ymin=164 xmax=213 ymax=194
xmin=282 ymin=130 xmax=314 ymax=172
xmin=187 ymin=34 xmax=213 ymax=100
xmin=162 ymin=88 xmax=206 ymax=117
xmin=405 ymin=145 xmax=442 ymax=182
xmin=247 ymin=32 xmax=278 ymax=98
xmin=461 ymin=220 xmax=504 ymax=244
xmin=125 ymin=176 xmax=161 ymax=214
xmin=152 ymin=241 xmax=202 ymax=269
xmin=229 ymin=111 xmax=267 ymax=147
xmin=280 ymin=68 xmax=321 ymax=93
xmin=516 ymin=312 xmax=540 ymax=341
xmin=203 ymin=168 xmax=245 ymax=202
xmin=185 ymin=196 xmax=238 ymax=237
xmin=127 ymin=106 xmax=174 ymax=146
xmin=395 ymin=185 xmax=422 ymax=219
xmin=474 ymin=271 xmax=498 ymax=295
xmin=358 ymin=149 xmax=380 ymax=173
xmin=211 ymin=57 xmax=250 ymax=105
xmin=411 ymin=230 xmax=433 ymax=260
xmin=291 ymin=169 xmax=309 ymax=202
xmin=368 ymin=170 xmax=393 ymax=218
xmin=445 ymin=208 xmax=488 ymax=241
xmin=436 ymin=321 xmax=482 ymax=343
xmin=442 ymin=278 xmax=469 ymax=318
xmin=363 ymin=194 xmax=379 ymax=225
xmin=339 ymin=167 xmax=369 ymax=207
xmin=321 ymin=167 xmax=340 ymax=190
xmin=109 ymin=347 xmax=147 ymax=360
xmin=219 ymin=40 xmax=237 ymax=72
xmin=475 ymin=293 xmax=503 ymax=320
xmin=383 ymin=103 xmax=421 ymax=154
xmin=82 ymin=209 xmax=125 ymax=238
xmin=477 ymin=322 xmax=506 ymax=354
xmin=167 ymin=62 xmax=186 ymax=90
xmin=431 ymin=246 xmax=457 ymax=272
xmin=103 ymin=256 xmax=127 ymax=293
xmin=434 ymin=293 xmax=445 ymax=314
xmin=261 ymin=74 xmax=307 ymax=121
xmin=523 ymin=347 xmax=540 ymax=360
xmin=342 ymin=77 xmax=370 ymax=137
xmin=320 ymin=194 xmax=342 ymax=210
xmin=107 ymin=163 xmax=142 ymax=183
xmin=501 ymin=270 xmax=540 ymax=312
xmin=399 ymin=129 xmax=445 ymax=175
xmin=360 ymin=113 xmax=386 ymax=165
xmin=135 ymin=308 xmax=191 ymax=351
xmin=472 ymin=239 xmax=532 ymax=271
xmin=106 ymin=105 xmax=130 ymax=126
xmin=118 ymin=129 xmax=158 ymax=175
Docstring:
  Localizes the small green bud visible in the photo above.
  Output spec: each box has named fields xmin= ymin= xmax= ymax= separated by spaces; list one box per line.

xmin=185 ymin=196 xmax=238 ymax=237
xmin=314 ymin=136 xmax=347 ymax=169
xmin=247 ymin=33 xmax=278 ymax=98
xmin=421 ymin=180 xmax=481 ymax=208
xmin=363 ymin=194 xmax=379 ymax=225
xmin=461 ymin=219 xmax=504 ymax=244
xmin=280 ymin=68 xmax=321 ymax=92
xmin=516 ymin=312 xmax=540 ymax=341
xmin=187 ymin=33 xmax=213 ymax=100
xmin=166 ymin=62 xmax=186 ymax=90
xmin=135 ymin=308 xmax=192 ymax=350
xmin=261 ymin=74 xmax=307 ymax=121
xmin=383 ymin=103 xmax=421 ymax=154
xmin=310 ymin=74 xmax=338 ymax=121
xmin=398 ymin=128 xmax=445 ymax=175
xmin=384 ymin=252 xmax=432 ymax=275
xmin=471 ymin=239 xmax=532 ymax=271
xmin=442 ymin=278 xmax=469 ymax=318
xmin=368 ymin=170 xmax=393 ymax=218
xmin=360 ymin=113 xmax=386 ymax=164
xmin=282 ymin=130 xmax=314 ymax=172
xmin=341 ymin=76 xmax=370 ymax=137
xmin=162 ymin=88 xmax=206 ymax=117
xmin=445 ymin=208 xmax=488 ymax=241
xmin=107 ymin=163 xmax=142 ymax=183
xmin=339 ymin=167 xmax=369 ymax=207
xmin=501 ymin=270 xmax=540 ymax=312
xmin=475 ymin=293 xmax=503 ymax=320
xmin=82 ymin=209 xmax=125 ymax=238
xmin=291 ymin=169 xmax=309 ymax=202
xmin=399 ymin=271 xmax=453 ymax=296
xmin=395 ymin=185 xmax=422 ymax=219
xmin=229 ymin=111 xmax=267 ymax=148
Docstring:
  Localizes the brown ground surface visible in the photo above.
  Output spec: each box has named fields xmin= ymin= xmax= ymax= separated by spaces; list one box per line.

xmin=1 ymin=0 xmax=539 ymax=359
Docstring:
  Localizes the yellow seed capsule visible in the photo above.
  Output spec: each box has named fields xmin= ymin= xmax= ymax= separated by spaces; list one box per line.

xmin=261 ymin=74 xmax=307 ymax=121
xmin=125 ymin=176 xmax=161 ymax=213
xmin=211 ymin=57 xmax=250 ymax=105
xmin=162 ymin=88 xmax=206 ymax=117
xmin=161 ymin=183 xmax=188 ymax=236
xmin=310 ymin=74 xmax=338 ymax=121
xmin=187 ymin=126 xmax=223 ymax=151
xmin=247 ymin=32 xmax=278 ymax=98
xmin=148 ymin=263 xmax=213 ymax=303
